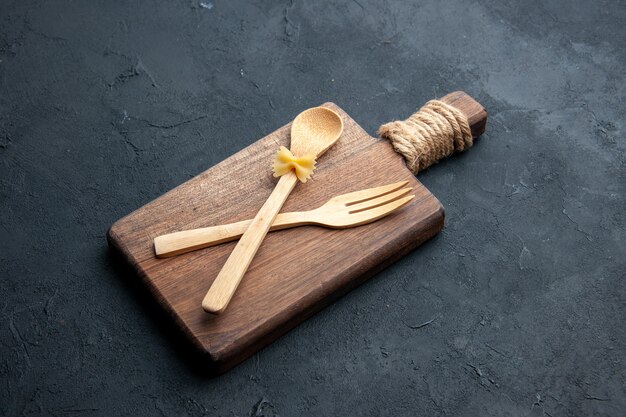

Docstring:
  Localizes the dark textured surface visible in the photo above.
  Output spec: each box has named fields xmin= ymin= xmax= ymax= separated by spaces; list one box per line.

xmin=1 ymin=0 xmax=624 ymax=415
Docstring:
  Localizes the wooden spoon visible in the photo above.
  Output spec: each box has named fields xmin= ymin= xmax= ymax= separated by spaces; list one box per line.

xmin=202 ymin=107 xmax=344 ymax=314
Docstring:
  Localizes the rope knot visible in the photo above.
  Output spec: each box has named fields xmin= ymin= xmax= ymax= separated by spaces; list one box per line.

xmin=272 ymin=146 xmax=316 ymax=183
xmin=377 ymin=100 xmax=473 ymax=173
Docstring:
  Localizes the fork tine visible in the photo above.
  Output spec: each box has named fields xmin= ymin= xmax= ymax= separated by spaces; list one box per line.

xmin=348 ymin=188 xmax=412 ymax=213
xmin=333 ymin=181 xmax=409 ymax=206
xmin=341 ymin=195 xmax=415 ymax=226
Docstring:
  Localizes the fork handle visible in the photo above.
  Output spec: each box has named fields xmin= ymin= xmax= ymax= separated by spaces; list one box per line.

xmin=153 ymin=210 xmax=310 ymax=258
xmin=202 ymin=172 xmax=299 ymax=314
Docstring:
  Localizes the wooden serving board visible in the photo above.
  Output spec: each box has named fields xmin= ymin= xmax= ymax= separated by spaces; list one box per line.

xmin=108 ymin=95 xmax=484 ymax=373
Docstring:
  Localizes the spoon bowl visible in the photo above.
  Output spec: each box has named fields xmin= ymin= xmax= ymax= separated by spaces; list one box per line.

xmin=290 ymin=107 xmax=344 ymax=157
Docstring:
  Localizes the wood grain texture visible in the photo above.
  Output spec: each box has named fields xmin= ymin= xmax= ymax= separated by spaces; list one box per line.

xmin=107 ymin=92 xmax=486 ymax=373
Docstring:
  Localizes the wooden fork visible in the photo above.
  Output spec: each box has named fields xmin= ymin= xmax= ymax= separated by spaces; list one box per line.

xmin=154 ymin=181 xmax=415 ymax=258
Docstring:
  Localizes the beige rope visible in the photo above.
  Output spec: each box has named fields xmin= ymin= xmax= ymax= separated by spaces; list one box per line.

xmin=377 ymin=100 xmax=473 ymax=174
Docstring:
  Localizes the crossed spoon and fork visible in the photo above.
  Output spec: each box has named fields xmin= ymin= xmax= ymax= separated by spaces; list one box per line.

xmin=153 ymin=107 xmax=416 ymax=314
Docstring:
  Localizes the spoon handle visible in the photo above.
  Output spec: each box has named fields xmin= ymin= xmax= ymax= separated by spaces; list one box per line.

xmin=202 ymin=171 xmax=299 ymax=314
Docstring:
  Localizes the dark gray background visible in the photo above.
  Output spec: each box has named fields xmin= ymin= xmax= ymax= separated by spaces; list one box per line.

xmin=1 ymin=0 xmax=624 ymax=416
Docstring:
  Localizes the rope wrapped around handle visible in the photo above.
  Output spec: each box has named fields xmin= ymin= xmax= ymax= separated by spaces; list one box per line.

xmin=378 ymin=99 xmax=474 ymax=174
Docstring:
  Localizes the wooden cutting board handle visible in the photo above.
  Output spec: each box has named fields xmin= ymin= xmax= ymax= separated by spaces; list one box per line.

xmin=378 ymin=91 xmax=487 ymax=174
xmin=378 ymin=91 xmax=488 ymax=173
xmin=438 ymin=91 xmax=487 ymax=139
